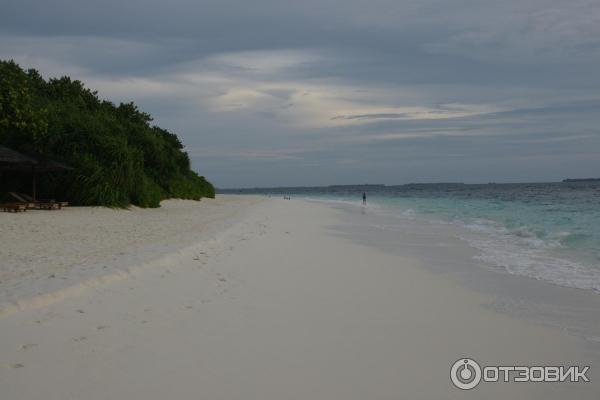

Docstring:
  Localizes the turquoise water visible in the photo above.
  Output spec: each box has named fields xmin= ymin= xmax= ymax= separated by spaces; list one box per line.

xmin=222 ymin=182 xmax=600 ymax=291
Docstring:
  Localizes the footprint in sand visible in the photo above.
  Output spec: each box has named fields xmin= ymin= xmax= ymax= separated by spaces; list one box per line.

xmin=185 ymin=305 xmax=193 ymax=309
xmin=21 ymin=344 xmax=38 ymax=350
xmin=73 ymin=336 xmax=87 ymax=342
xmin=96 ymin=325 xmax=109 ymax=330
xmin=76 ymin=309 xmax=85 ymax=314
xmin=11 ymin=363 xmax=24 ymax=369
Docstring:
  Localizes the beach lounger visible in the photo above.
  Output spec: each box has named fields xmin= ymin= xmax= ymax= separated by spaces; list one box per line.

xmin=8 ymin=192 xmax=67 ymax=210
xmin=21 ymin=193 xmax=68 ymax=209
xmin=1 ymin=203 xmax=28 ymax=212
xmin=7 ymin=193 xmax=35 ymax=209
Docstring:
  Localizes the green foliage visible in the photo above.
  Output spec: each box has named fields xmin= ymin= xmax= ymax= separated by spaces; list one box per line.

xmin=0 ymin=60 xmax=215 ymax=207
xmin=0 ymin=62 xmax=48 ymax=149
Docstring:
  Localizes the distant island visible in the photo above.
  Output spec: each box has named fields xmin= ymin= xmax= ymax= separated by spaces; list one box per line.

xmin=327 ymin=184 xmax=386 ymax=188
xmin=563 ymin=178 xmax=600 ymax=182
xmin=0 ymin=60 xmax=214 ymax=207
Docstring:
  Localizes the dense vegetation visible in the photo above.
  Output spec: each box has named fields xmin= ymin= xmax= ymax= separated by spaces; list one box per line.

xmin=0 ymin=60 xmax=214 ymax=207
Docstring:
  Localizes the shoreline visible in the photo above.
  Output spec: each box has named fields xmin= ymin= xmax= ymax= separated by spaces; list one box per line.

xmin=233 ymin=182 xmax=600 ymax=294
xmin=317 ymin=198 xmax=600 ymax=345
xmin=1 ymin=196 xmax=598 ymax=398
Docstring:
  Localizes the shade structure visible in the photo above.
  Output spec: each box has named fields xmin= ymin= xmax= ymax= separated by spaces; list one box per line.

xmin=0 ymin=146 xmax=72 ymax=201
xmin=0 ymin=145 xmax=38 ymax=166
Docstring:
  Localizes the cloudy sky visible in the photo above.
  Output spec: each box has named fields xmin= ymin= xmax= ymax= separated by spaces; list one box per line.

xmin=1 ymin=0 xmax=599 ymax=187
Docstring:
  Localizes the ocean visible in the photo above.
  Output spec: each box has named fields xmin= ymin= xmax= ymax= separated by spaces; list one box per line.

xmin=221 ymin=182 xmax=600 ymax=292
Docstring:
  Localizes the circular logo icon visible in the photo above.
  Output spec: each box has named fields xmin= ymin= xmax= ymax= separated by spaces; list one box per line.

xmin=451 ymin=358 xmax=482 ymax=390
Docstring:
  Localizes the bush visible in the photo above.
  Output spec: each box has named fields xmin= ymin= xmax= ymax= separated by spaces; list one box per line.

xmin=0 ymin=60 xmax=215 ymax=207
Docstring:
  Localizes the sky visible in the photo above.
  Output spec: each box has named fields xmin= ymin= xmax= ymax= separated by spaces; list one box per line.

xmin=1 ymin=0 xmax=599 ymax=188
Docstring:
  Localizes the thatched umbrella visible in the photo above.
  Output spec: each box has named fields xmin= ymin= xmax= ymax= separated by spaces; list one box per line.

xmin=0 ymin=145 xmax=38 ymax=166
xmin=0 ymin=146 xmax=71 ymax=201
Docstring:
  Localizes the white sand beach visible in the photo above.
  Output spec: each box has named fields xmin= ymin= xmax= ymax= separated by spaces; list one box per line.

xmin=1 ymin=196 xmax=598 ymax=399
xmin=0 ymin=196 xmax=262 ymax=315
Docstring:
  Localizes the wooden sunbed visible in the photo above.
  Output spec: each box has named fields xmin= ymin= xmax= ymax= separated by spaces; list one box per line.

xmin=24 ymin=193 xmax=68 ymax=209
xmin=7 ymin=193 xmax=34 ymax=209
xmin=1 ymin=203 xmax=28 ymax=212
xmin=9 ymin=192 xmax=68 ymax=210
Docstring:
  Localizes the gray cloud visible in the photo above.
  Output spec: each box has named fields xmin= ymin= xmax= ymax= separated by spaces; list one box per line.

xmin=1 ymin=0 xmax=599 ymax=187
xmin=332 ymin=113 xmax=411 ymax=121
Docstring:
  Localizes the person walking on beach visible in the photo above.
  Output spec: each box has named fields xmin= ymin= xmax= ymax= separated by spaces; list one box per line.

xmin=362 ymin=192 xmax=367 ymax=205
